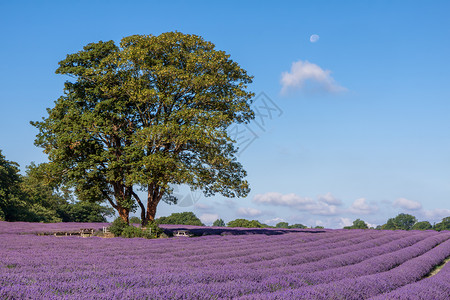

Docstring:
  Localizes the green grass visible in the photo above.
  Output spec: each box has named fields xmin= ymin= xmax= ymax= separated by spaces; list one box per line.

xmin=425 ymin=255 xmax=450 ymax=278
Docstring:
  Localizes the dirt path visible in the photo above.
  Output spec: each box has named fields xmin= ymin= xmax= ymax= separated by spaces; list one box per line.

xmin=425 ymin=256 xmax=450 ymax=277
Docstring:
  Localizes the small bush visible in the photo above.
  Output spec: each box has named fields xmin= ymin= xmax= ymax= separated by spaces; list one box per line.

xmin=121 ymin=225 xmax=144 ymax=238
xmin=143 ymin=222 xmax=164 ymax=238
xmin=109 ymin=218 xmax=128 ymax=237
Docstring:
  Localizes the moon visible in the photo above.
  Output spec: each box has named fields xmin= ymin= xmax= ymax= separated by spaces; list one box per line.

xmin=310 ymin=34 xmax=320 ymax=43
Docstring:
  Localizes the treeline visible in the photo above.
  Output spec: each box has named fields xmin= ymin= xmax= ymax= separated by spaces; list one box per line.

xmin=145 ymin=212 xmax=449 ymax=232
xmin=342 ymin=214 xmax=449 ymax=231
xmin=0 ymin=150 xmax=113 ymax=223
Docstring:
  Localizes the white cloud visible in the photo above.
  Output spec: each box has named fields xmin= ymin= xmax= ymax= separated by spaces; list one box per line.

xmin=280 ymin=60 xmax=346 ymax=94
xmin=194 ymin=202 xmax=213 ymax=211
xmin=264 ymin=217 xmax=286 ymax=226
xmin=199 ymin=213 xmax=219 ymax=225
xmin=310 ymin=34 xmax=320 ymax=43
xmin=253 ymin=192 xmax=314 ymax=206
xmin=393 ymin=198 xmax=422 ymax=210
xmin=318 ymin=192 xmax=343 ymax=206
xmin=350 ymin=198 xmax=378 ymax=215
xmin=421 ymin=208 xmax=450 ymax=221
xmin=237 ymin=207 xmax=263 ymax=217
xmin=253 ymin=192 xmax=341 ymax=216
xmin=339 ymin=217 xmax=353 ymax=228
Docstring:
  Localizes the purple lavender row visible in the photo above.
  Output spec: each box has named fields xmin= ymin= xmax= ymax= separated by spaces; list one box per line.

xmin=0 ymin=221 xmax=110 ymax=234
xmin=0 ymin=229 xmax=411 ymax=285
xmin=368 ymin=258 xmax=450 ymax=300
xmin=0 ymin=232 xmax=440 ymax=299
xmin=239 ymin=233 xmax=450 ymax=300
xmin=242 ymin=231 xmax=424 ymax=269
xmin=173 ymin=231 xmax=393 ymax=267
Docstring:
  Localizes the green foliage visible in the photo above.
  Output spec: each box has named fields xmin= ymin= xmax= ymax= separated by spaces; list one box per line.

xmin=288 ymin=223 xmax=307 ymax=229
xmin=314 ymin=226 xmax=325 ymax=229
xmin=275 ymin=222 xmax=289 ymax=228
xmin=129 ymin=216 xmax=141 ymax=224
xmin=434 ymin=217 xmax=450 ymax=231
xmin=59 ymin=201 xmax=114 ymax=223
xmin=212 ymin=218 xmax=226 ymax=227
xmin=120 ymin=225 xmax=144 ymax=238
xmin=412 ymin=221 xmax=432 ymax=230
xmin=32 ymin=32 xmax=255 ymax=224
xmin=382 ymin=213 xmax=417 ymax=230
xmin=156 ymin=212 xmax=204 ymax=226
xmin=344 ymin=219 xmax=369 ymax=229
xmin=143 ymin=222 xmax=164 ymax=238
xmin=227 ymin=219 xmax=269 ymax=228
xmin=108 ymin=217 xmax=128 ymax=237
xmin=111 ymin=219 xmax=163 ymax=238
xmin=0 ymin=150 xmax=25 ymax=221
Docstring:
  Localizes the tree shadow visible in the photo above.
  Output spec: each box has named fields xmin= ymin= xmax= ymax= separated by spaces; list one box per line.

xmin=160 ymin=225 xmax=326 ymax=237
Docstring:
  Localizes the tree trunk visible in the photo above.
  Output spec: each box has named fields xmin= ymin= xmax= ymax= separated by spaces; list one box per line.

xmin=132 ymin=191 xmax=147 ymax=226
xmin=146 ymin=198 xmax=158 ymax=223
xmin=117 ymin=206 xmax=129 ymax=224
xmin=145 ymin=186 xmax=162 ymax=224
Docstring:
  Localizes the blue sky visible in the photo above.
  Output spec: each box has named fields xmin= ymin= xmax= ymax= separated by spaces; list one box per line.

xmin=1 ymin=1 xmax=449 ymax=228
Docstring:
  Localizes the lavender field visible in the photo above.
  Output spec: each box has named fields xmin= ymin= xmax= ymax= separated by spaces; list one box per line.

xmin=0 ymin=222 xmax=449 ymax=299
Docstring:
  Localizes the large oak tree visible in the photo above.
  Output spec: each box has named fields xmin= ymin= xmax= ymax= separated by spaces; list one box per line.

xmin=33 ymin=32 xmax=254 ymax=224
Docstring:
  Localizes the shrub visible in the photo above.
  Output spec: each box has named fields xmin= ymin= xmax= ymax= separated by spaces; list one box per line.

xmin=109 ymin=217 xmax=128 ymax=237
xmin=142 ymin=222 xmax=164 ymax=238
xmin=121 ymin=225 xmax=144 ymax=238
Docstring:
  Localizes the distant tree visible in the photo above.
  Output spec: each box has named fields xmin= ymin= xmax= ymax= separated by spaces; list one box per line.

xmin=212 ymin=218 xmax=226 ymax=227
xmin=32 ymin=32 xmax=255 ymax=225
xmin=227 ymin=219 xmax=268 ymax=228
xmin=20 ymin=163 xmax=67 ymax=222
xmin=314 ymin=226 xmax=325 ymax=229
xmin=393 ymin=213 xmax=417 ymax=230
xmin=381 ymin=218 xmax=396 ymax=230
xmin=382 ymin=213 xmax=417 ymax=230
xmin=289 ymin=223 xmax=307 ymax=229
xmin=23 ymin=163 xmax=114 ymax=223
xmin=434 ymin=217 xmax=450 ymax=231
xmin=0 ymin=150 xmax=28 ymax=221
xmin=275 ymin=222 xmax=289 ymax=228
xmin=156 ymin=212 xmax=204 ymax=226
xmin=129 ymin=216 xmax=141 ymax=224
xmin=412 ymin=221 xmax=432 ymax=231
xmin=344 ymin=219 xmax=369 ymax=229
xmin=0 ymin=155 xmax=113 ymax=223
xmin=60 ymin=201 xmax=114 ymax=223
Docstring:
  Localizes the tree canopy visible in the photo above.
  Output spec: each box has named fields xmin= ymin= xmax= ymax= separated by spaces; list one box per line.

xmin=0 ymin=150 xmax=24 ymax=221
xmin=344 ymin=219 xmax=369 ymax=229
xmin=0 ymin=150 xmax=113 ymax=222
xmin=212 ymin=218 xmax=225 ymax=227
xmin=156 ymin=212 xmax=204 ymax=226
xmin=381 ymin=213 xmax=417 ymax=230
xmin=32 ymin=32 xmax=254 ymax=224
xmin=434 ymin=217 xmax=450 ymax=231
xmin=412 ymin=221 xmax=432 ymax=231
xmin=227 ymin=219 xmax=269 ymax=228
xmin=275 ymin=222 xmax=289 ymax=228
